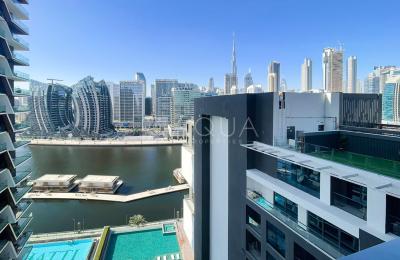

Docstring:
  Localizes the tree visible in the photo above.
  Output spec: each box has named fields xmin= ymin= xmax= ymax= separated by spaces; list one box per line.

xmin=129 ymin=214 xmax=147 ymax=226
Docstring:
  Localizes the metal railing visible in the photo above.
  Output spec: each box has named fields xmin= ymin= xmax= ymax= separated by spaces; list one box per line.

xmin=14 ymin=70 xmax=29 ymax=80
xmin=247 ymin=190 xmax=342 ymax=259
xmin=331 ymin=192 xmax=367 ymax=220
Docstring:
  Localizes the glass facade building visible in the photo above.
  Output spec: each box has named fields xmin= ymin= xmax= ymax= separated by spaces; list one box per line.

xmin=0 ymin=0 xmax=32 ymax=258
xmin=382 ymin=77 xmax=400 ymax=124
xmin=171 ymin=83 xmax=201 ymax=127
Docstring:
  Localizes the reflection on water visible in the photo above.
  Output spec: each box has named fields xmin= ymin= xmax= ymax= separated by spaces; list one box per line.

xmin=29 ymin=145 xmax=183 ymax=233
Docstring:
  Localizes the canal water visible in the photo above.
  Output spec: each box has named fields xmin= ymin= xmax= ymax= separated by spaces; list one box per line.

xmin=29 ymin=145 xmax=183 ymax=233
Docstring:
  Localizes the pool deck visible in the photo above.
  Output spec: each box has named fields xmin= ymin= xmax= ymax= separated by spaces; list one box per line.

xmin=24 ymin=184 xmax=189 ymax=202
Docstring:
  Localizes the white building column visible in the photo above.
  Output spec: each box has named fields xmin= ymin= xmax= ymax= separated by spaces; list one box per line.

xmin=367 ymin=188 xmax=387 ymax=234
xmin=320 ymin=173 xmax=331 ymax=205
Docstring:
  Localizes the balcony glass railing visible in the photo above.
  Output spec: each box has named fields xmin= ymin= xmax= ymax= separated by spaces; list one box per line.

xmin=387 ymin=214 xmax=400 ymax=236
xmin=14 ymin=122 xmax=30 ymax=132
xmin=13 ymin=167 xmax=31 ymax=185
xmin=10 ymin=15 xmax=29 ymax=34
xmin=331 ymin=192 xmax=367 ymax=220
xmin=15 ymin=200 xmax=31 ymax=219
xmin=15 ymin=231 xmax=32 ymax=255
xmin=13 ymin=140 xmax=29 ymax=148
xmin=13 ymin=104 xmax=29 ymax=113
xmin=13 ymin=88 xmax=30 ymax=96
xmin=247 ymin=190 xmax=343 ymax=259
xmin=14 ymin=70 xmax=29 ymax=80
xmin=12 ymin=52 xmax=29 ymax=65
xmin=12 ymin=34 xmax=29 ymax=49
xmin=0 ymin=105 xmax=7 ymax=113
xmin=12 ymin=186 xmax=31 ymax=203
xmin=12 ymin=216 xmax=32 ymax=237
xmin=10 ymin=0 xmax=29 ymax=19
xmin=0 ymin=143 xmax=7 ymax=152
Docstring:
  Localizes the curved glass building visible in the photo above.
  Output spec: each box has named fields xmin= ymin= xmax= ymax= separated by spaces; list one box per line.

xmin=72 ymin=76 xmax=114 ymax=137
xmin=0 ymin=0 xmax=32 ymax=258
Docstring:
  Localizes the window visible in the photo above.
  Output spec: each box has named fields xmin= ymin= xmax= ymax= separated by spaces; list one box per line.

xmin=294 ymin=243 xmax=316 ymax=260
xmin=276 ymin=160 xmax=320 ymax=198
xmin=386 ymin=195 xmax=400 ymax=235
xmin=266 ymin=221 xmax=286 ymax=257
xmin=247 ymin=206 xmax=261 ymax=234
xmin=331 ymin=177 xmax=367 ymax=220
xmin=266 ymin=251 xmax=276 ymax=260
xmin=273 ymin=192 xmax=298 ymax=221
xmin=246 ymin=230 xmax=261 ymax=259
xmin=318 ymin=124 xmax=324 ymax=131
xmin=307 ymin=211 xmax=359 ymax=255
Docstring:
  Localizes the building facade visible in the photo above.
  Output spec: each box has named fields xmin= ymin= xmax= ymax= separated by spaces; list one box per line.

xmin=193 ymin=92 xmax=395 ymax=260
xmin=323 ymin=48 xmax=344 ymax=92
xmin=382 ymin=76 xmax=400 ymax=124
xmin=0 ymin=0 xmax=33 ymax=258
xmin=72 ymin=76 xmax=114 ymax=137
xmin=152 ymin=79 xmax=178 ymax=126
xmin=301 ymin=58 xmax=312 ymax=92
xmin=268 ymin=61 xmax=280 ymax=92
xmin=224 ymin=36 xmax=237 ymax=95
xmin=117 ymin=80 xmax=144 ymax=129
xmin=347 ymin=56 xmax=357 ymax=93
xmin=244 ymin=69 xmax=253 ymax=90
xmin=171 ymin=83 xmax=201 ymax=128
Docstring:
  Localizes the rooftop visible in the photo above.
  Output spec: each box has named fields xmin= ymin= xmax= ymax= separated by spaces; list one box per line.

xmin=80 ymin=175 xmax=119 ymax=183
xmin=35 ymin=174 xmax=76 ymax=182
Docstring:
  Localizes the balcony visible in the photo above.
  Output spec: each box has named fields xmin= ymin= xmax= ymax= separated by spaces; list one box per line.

xmin=15 ymin=231 xmax=32 ymax=256
xmin=10 ymin=15 xmax=29 ymax=35
xmin=13 ymin=104 xmax=29 ymax=113
xmin=13 ymin=88 xmax=30 ymax=97
xmin=10 ymin=0 xmax=29 ymax=20
xmin=13 ymin=167 xmax=31 ymax=185
xmin=0 ymin=105 xmax=6 ymax=114
xmin=12 ymin=51 xmax=29 ymax=66
xmin=247 ymin=190 xmax=343 ymax=259
xmin=13 ymin=140 xmax=29 ymax=149
xmin=11 ymin=216 xmax=32 ymax=238
xmin=15 ymin=200 xmax=31 ymax=219
xmin=13 ymin=122 xmax=30 ymax=132
xmin=13 ymin=70 xmax=29 ymax=81
xmin=331 ymin=177 xmax=367 ymax=220
xmin=13 ymin=146 xmax=31 ymax=167
xmin=0 ymin=142 xmax=6 ymax=153
xmin=12 ymin=35 xmax=29 ymax=50
xmin=12 ymin=186 xmax=31 ymax=203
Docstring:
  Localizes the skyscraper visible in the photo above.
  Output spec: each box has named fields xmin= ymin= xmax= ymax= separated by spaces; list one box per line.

xmin=107 ymin=82 xmax=120 ymax=123
xmin=224 ymin=34 xmax=238 ymax=94
xmin=0 ymin=0 xmax=33 ymax=258
xmin=268 ymin=61 xmax=280 ymax=92
xmin=365 ymin=66 xmax=400 ymax=94
xmin=244 ymin=69 xmax=253 ymax=89
xmin=152 ymin=79 xmax=178 ymax=125
xmin=171 ymin=83 xmax=201 ymax=127
xmin=135 ymin=72 xmax=146 ymax=97
xmin=119 ymin=80 xmax=145 ymax=129
xmin=72 ymin=76 xmax=114 ymax=137
xmin=347 ymin=56 xmax=357 ymax=93
xmin=382 ymin=75 xmax=400 ymax=124
xmin=301 ymin=58 xmax=312 ymax=92
xmin=208 ymin=77 xmax=214 ymax=92
xmin=322 ymin=47 xmax=344 ymax=92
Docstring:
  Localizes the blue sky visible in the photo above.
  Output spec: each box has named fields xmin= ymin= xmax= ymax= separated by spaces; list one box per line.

xmin=26 ymin=0 xmax=400 ymax=93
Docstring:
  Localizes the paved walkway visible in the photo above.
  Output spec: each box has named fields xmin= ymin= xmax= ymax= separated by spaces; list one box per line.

xmin=24 ymin=184 xmax=189 ymax=202
xmin=176 ymin=220 xmax=194 ymax=260
xmin=29 ymin=139 xmax=185 ymax=146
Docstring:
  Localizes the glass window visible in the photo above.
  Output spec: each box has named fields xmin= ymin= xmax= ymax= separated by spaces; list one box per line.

xmin=267 ymin=221 xmax=286 ymax=257
xmin=273 ymin=192 xmax=298 ymax=221
xmin=307 ymin=211 xmax=359 ymax=255
xmin=246 ymin=230 xmax=261 ymax=259
xmin=246 ymin=206 xmax=261 ymax=234
xmin=276 ymin=160 xmax=320 ymax=198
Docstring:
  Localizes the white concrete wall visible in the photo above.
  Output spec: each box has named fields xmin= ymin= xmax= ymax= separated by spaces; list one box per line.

xmin=209 ymin=116 xmax=229 ymax=260
xmin=181 ymin=146 xmax=194 ymax=187
xmin=183 ymin=198 xmax=194 ymax=248
xmin=273 ymin=92 xmax=340 ymax=145
xmin=367 ymin=187 xmax=387 ymax=234
xmin=320 ymin=173 xmax=331 ymax=205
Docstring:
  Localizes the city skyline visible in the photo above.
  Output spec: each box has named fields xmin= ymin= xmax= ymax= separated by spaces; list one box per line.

xmin=27 ymin=0 xmax=400 ymax=92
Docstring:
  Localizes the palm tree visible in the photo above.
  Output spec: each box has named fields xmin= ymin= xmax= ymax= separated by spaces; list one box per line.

xmin=129 ymin=214 xmax=147 ymax=226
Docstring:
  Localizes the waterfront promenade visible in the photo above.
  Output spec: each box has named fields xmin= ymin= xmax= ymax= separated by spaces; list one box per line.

xmin=24 ymin=184 xmax=189 ymax=202
xmin=29 ymin=138 xmax=185 ymax=146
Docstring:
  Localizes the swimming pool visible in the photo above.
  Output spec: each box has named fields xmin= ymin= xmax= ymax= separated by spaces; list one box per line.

xmin=24 ymin=238 xmax=94 ymax=260
xmin=105 ymin=228 xmax=180 ymax=260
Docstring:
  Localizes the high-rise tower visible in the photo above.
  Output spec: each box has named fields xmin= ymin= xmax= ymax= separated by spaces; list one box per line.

xmin=0 ymin=0 xmax=33 ymax=258
xmin=225 ymin=34 xmax=238 ymax=94
xmin=244 ymin=69 xmax=253 ymax=89
xmin=347 ymin=56 xmax=357 ymax=93
xmin=301 ymin=58 xmax=312 ymax=92
xmin=323 ymin=47 xmax=344 ymax=92
xmin=268 ymin=61 xmax=280 ymax=92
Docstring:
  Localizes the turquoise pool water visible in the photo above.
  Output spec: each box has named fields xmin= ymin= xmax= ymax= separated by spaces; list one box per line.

xmin=105 ymin=228 xmax=180 ymax=260
xmin=24 ymin=238 xmax=93 ymax=260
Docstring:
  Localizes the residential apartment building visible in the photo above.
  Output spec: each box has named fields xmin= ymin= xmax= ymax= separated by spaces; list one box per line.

xmin=347 ymin=56 xmax=357 ymax=93
xmin=116 ymin=80 xmax=144 ymax=129
xmin=301 ymin=58 xmax=312 ymax=92
xmin=382 ymin=75 xmax=400 ymax=124
xmin=323 ymin=48 xmax=344 ymax=92
xmin=171 ymin=83 xmax=200 ymax=128
xmin=0 ymin=0 xmax=33 ymax=258
xmin=152 ymin=79 xmax=178 ymax=126
xmin=72 ymin=76 xmax=114 ymax=137
xmin=268 ymin=61 xmax=280 ymax=92
xmin=192 ymin=92 xmax=399 ymax=260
